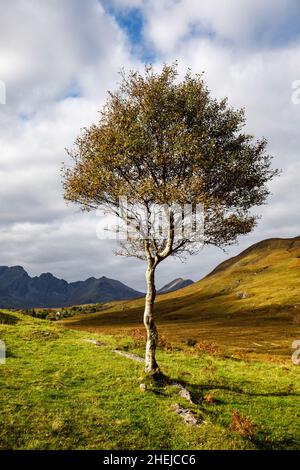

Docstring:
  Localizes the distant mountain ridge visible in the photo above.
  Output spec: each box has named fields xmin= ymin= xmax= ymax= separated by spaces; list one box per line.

xmin=158 ymin=278 xmax=194 ymax=294
xmin=0 ymin=266 xmax=144 ymax=308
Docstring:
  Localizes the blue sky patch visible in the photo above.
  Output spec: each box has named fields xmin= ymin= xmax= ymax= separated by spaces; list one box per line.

xmin=103 ymin=3 xmax=156 ymax=63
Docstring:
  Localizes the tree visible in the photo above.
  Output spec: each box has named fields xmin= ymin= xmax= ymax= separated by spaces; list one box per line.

xmin=62 ymin=64 xmax=278 ymax=375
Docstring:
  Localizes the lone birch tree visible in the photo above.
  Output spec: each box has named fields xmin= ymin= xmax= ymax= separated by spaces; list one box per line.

xmin=63 ymin=64 xmax=277 ymax=375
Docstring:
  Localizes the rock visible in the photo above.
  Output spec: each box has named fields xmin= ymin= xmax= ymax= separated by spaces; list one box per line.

xmin=236 ymin=291 xmax=249 ymax=300
xmin=172 ymin=404 xmax=198 ymax=426
xmin=173 ymin=383 xmax=193 ymax=404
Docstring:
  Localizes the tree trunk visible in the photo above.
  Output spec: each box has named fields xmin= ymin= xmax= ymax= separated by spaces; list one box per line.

xmin=144 ymin=264 xmax=159 ymax=373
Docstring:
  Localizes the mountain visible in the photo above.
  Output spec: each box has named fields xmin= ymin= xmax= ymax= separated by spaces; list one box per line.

xmin=0 ymin=266 xmax=144 ymax=308
xmin=158 ymin=278 xmax=194 ymax=294
xmin=68 ymin=276 xmax=144 ymax=305
xmin=63 ymin=236 xmax=300 ymax=356
xmin=207 ymin=236 xmax=300 ymax=277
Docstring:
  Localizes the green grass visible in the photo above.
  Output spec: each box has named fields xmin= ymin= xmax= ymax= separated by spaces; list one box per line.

xmin=0 ymin=310 xmax=299 ymax=450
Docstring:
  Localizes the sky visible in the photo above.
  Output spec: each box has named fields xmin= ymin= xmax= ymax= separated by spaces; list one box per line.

xmin=0 ymin=0 xmax=300 ymax=291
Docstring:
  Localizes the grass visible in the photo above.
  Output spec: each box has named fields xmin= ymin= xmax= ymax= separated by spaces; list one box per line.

xmin=0 ymin=310 xmax=300 ymax=450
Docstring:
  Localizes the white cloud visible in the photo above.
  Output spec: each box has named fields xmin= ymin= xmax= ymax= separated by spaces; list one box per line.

xmin=113 ymin=0 xmax=300 ymax=54
xmin=0 ymin=0 xmax=139 ymax=114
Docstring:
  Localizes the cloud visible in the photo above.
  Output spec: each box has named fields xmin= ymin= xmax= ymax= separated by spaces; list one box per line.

xmin=0 ymin=0 xmax=139 ymax=114
xmin=110 ymin=0 xmax=300 ymax=53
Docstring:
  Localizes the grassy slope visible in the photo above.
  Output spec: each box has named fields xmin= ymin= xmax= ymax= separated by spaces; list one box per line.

xmin=62 ymin=236 xmax=300 ymax=358
xmin=0 ymin=310 xmax=300 ymax=450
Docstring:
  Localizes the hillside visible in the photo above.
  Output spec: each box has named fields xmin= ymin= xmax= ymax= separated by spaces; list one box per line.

xmin=0 ymin=267 xmax=143 ymax=308
xmin=62 ymin=236 xmax=300 ymax=358
xmin=0 ymin=310 xmax=300 ymax=449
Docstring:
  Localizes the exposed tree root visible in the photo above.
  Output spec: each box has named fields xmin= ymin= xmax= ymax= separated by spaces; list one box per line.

xmin=112 ymin=349 xmax=144 ymax=363
xmin=172 ymin=383 xmax=194 ymax=404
